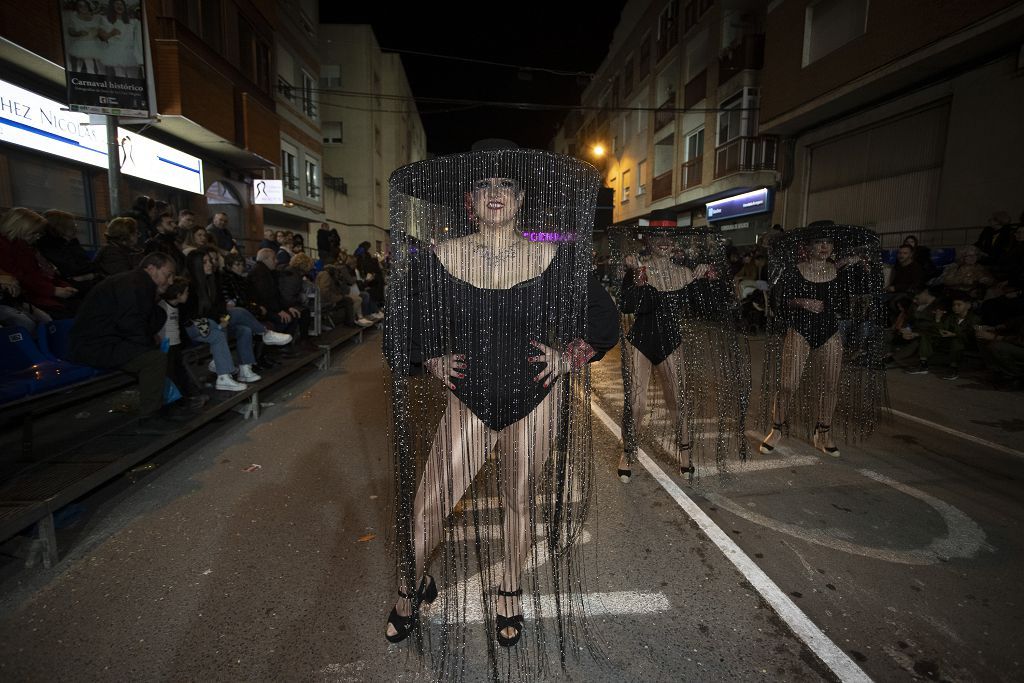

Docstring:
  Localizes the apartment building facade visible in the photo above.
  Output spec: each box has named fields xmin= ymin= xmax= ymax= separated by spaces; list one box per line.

xmin=0 ymin=0 xmax=324 ymax=248
xmin=760 ymin=0 xmax=1024 ymax=246
xmin=555 ymin=0 xmax=777 ymax=245
xmin=318 ymin=25 xmax=426 ymax=255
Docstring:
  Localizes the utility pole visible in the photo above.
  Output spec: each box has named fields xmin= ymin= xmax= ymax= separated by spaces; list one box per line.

xmin=106 ymin=115 xmax=121 ymax=217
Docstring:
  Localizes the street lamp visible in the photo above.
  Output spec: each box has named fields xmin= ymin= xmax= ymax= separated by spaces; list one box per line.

xmin=591 ymin=143 xmax=606 ymax=159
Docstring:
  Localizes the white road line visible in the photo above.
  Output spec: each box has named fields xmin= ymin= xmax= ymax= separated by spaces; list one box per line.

xmin=591 ymin=399 xmax=873 ymax=683
xmin=429 ymin=590 xmax=671 ymax=624
xmin=884 ymin=407 xmax=1024 ymax=460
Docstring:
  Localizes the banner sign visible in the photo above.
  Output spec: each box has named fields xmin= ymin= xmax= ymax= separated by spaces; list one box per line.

xmin=253 ymin=179 xmax=284 ymax=205
xmin=0 ymin=78 xmax=203 ymax=194
xmin=706 ymin=188 xmax=771 ymax=222
xmin=58 ymin=0 xmax=151 ymax=116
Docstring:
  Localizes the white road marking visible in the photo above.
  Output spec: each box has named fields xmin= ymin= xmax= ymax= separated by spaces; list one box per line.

xmin=884 ymin=407 xmax=1024 ymax=460
xmin=429 ymin=590 xmax=671 ymax=624
xmin=591 ymin=399 xmax=873 ymax=683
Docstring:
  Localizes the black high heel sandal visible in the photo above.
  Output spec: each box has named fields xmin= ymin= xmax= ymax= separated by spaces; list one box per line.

xmin=495 ymin=587 xmax=524 ymax=647
xmin=759 ymin=421 xmax=786 ymax=454
xmin=813 ymin=423 xmax=840 ymax=457
xmin=384 ymin=575 xmax=438 ymax=644
xmin=618 ymin=455 xmax=632 ymax=483
xmin=678 ymin=442 xmax=694 ymax=477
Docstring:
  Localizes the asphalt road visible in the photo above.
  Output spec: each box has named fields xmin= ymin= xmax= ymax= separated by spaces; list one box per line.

xmin=0 ymin=332 xmax=1021 ymax=682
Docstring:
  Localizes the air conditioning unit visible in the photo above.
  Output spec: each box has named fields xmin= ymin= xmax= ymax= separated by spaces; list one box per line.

xmin=636 ymin=185 xmax=647 ymax=196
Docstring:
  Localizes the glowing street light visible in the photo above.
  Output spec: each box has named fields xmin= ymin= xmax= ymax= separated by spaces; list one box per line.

xmin=591 ymin=144 xmax=606 ymax=158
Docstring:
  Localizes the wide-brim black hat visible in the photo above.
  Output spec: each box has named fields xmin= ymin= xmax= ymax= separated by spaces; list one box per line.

xmin=771 ymin=223 xmax=879 ymax=259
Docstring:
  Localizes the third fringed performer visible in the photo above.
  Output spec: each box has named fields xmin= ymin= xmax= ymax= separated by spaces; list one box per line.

xmin=759 ymin=221 xmax=886 ymax=457
xmin=612 ymin=217 xmax=750 ymax=482
xmin=383 ymin=140 xmax=618 ymax=677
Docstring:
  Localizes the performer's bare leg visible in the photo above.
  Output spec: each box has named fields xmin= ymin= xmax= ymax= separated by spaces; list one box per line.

xmin=386 ymin=392 xmax=494 ymax=638
xmin=620 ymin=342 xmax=652 ymax=470
xmin=493 ymin=382 xmax=560 ymax=640
xmin=813 ymin=333 xmax=843 ymax=451
xmin=761 ymin=330 xmax=810 ymax=450
xmin=657 ymin=346 xmax=692 ymax=469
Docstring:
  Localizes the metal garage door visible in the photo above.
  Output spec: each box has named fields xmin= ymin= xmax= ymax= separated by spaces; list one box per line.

xmin=805 ymin=103 xmax=950 ymax=234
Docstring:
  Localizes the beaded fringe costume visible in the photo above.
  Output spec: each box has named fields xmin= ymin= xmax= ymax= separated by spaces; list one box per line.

xmin=610 ymin=225 xmax=750 ymax=478
xmin=759 ymin=223 xmax=887 ymax=444
xmin=384 ymin=146 xmax=617 ymax=681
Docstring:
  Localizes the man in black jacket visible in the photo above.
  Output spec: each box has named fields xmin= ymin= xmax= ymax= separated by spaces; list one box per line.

xmin=143 ymin=209 xmax=186 ymax=272
xmin=70 ymin=252 xmax=178 ymax=431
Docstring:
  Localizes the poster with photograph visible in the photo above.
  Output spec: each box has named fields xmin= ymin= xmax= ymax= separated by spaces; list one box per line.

xmin=58 ymin=0 xmax=151 ymax=116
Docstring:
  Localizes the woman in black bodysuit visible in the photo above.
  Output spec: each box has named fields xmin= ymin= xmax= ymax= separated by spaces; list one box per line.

xmin=759 ymin=224 xmax=883 ymax=457
xmin=617 ymin=232 xmax=710 ymax=480
xmin=383 ymin=143 xmax=618 ymax=663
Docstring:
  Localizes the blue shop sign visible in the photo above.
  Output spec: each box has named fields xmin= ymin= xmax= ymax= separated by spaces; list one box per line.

xmin=706 ymin=188 xmax=771 ymax=222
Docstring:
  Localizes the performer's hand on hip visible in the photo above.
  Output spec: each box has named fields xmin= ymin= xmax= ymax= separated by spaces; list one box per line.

xmin=528 ymin=340 xmax=569 ymax=388
xmin=426 ymin=354 xmax=466 ymax=390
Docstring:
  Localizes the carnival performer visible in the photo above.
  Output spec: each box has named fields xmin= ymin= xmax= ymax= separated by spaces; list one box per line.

xmin=758 ymin=222 xmax=884 ymax=457
xmin=383 ymin=141 xmax=618 ymax=672
xmin=614 ymin=218 xmax=749 ymax=482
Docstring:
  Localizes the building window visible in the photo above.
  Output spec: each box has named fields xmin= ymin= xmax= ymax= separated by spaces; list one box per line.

xmin=375 ymin=180 xmax=382 ymax=207
xmin=803 ymin=0 xmax=869 ymax=66
xmin=321 ymin=64 xmax=342 ymax=88
xmin=683 ymin=0 xmax=713 ymax=33
xmin=174 ymin=0 xmax=223 ymax=55
xmin=717 ymin=88 xmax=758 ymax=145
xmin=322 ymin=121 xmax=343 ymax=144
xmin=237 ymin=16 xmax=271 ymax=93
xmin=281 ymin=146 xmax=298 ymax=191
xmin=657 ymin=1 xmax=679 ymax=60
xmin=375 ymin=127 xmax=381 ymax=156
xmin=639 ymin=35 xmax=651 ymax=78
xmin=277 ymin=76 xmax=295 ymax=103
xmin=621 ymin=169 xmax=631 ymax=204
xmin=637 ymin=160 xmax=647 ymax=196
xmin=686 ymin=127 xmax=704 ymax=160
xmin=623 ymin=55 xmax=634 ymax=95
xmin=301 ymin=71 xmax=317 ymax=119
xmin=305 ymin=158 xmax=320 ymax=199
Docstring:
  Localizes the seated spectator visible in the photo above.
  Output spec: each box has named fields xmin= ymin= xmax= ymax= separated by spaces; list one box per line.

xmin=157 ymin=276 xmax=206 ymax=406
xmin=176 ymin=209 xmax=196 ymax=246
xmin=275 ymin=233 xmax=295 ymax=267
xmin=70 ymin=252 xmax=181 ymax=433
xmin=278 ymin=253 xmax=315 ymax=336
xmin=330 ymin=258 xmax=374 ymax=327
xmin=180 ymin=250 xmax=290 ymax=392
xmin=975 ymin=316 xmax=1024 ymax=390
xmin=259 ymin=228 xmax=279 ymax=251
xmin=355 ymin=241 xmax=385 ymax=308
xmin=979 ymin=278 xmax=1024 ymax=327
xmin=904 ymin=291 xmax=979 ymax=380
xmin=37 ymin=210 xmax=100 ymax=292
xmin=995 ymin=223 xmax=1024 ymax=281
xmin=342 ymin=254 xmax=382 ymax=321
xmin=884 ymin=244 xmax=926 ymax=325
xmin=206 ymin=212 xmax=238 ymax=254
xmin=121 ymin=195 xmax=158 ymax=244
xmin=221 ymin=253 xmax=266 ymax=319
xmin=0 ymin=207 xmax=79 ymax=318
xmin=936 ymin=246 xmax=993 ymax=300
xmin=891 ymin=286 xmax=944 ymax=361
xmin=975 ymin=211 xmax=1015 ymax=264
xmin=902 ymin=234 xmax=938 ymax=281
xmin=250 ymin=248 xmax=304 ymax=339
xmin=0 ymin=268 xmax=51 ymax=334
xmin=733 ymin=251 xmax=761 ymax=299
xmin=94 ymin=216 xmax=142 ymax=276
xmin=182 ymin=225 xmax=213 ymax=256
xmin=143 ymin=206 xmax=186 ymax=272
xmin=315 ymin=263 xmax=356 ymax=326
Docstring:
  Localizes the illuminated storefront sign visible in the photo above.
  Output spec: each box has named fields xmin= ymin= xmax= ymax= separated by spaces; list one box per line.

xmin=0 ymin=78 xmax=203 ymax=194
xmin=706 ymin=188 xmax=770 ymax=222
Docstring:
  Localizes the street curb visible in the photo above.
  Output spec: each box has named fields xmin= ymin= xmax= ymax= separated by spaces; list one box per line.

xmin=884 ymin=407 xmax=1024 ymax=460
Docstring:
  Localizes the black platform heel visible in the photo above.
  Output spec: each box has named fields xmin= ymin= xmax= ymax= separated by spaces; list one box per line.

xmin=678 ymin=442 xmax=694 ymax=478
xmin=759 ymin=421 xmax=786 ymax=454
xmin=495 ymin=587 xmax=524 ymax=647
xmin=384 ymin=575 xmax=438 ymax=644
xmin=813 ymin=423 xmax=840 ymax=457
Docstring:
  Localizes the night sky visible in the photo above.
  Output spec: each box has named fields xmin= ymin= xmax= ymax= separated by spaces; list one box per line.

xmin=319 ymin=2 xmax=627 ymax=155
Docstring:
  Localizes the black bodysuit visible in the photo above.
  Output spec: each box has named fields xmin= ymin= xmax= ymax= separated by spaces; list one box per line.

xmin=778 ymin=267 xmax=842 ymax=349
xmin=409 ymin=246 xmax=618 ymax=431
xmin=619 ymin=269 xmax=688 ymax=365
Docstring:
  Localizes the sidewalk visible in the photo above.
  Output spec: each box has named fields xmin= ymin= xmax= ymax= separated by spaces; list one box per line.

xmin=883 ymin=360 xmax=1023 ymax=457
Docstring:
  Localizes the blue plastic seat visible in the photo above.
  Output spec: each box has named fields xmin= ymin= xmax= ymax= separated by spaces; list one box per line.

xmin=38 ymin=319 xmax=78 ymax=362
xmin=0 ymin=326 xmax=99 ymax=401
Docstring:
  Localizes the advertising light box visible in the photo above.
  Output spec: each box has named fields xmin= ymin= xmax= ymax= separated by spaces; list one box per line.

xmin=706 ymin=188 xmax=771 ymax=222
xmin=0 ymin=78 xmax=203 ymax=194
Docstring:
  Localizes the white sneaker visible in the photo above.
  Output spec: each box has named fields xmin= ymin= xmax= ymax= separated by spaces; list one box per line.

xmin=262 ymin=330 xmax=293 ymax=346
xmin=370 ymin=312 xmax=385 ymax=320
xmin=237 ymin=364 xmax=262 ymax=382
xmin=355 ymin=318 xmax=374 ymax=327
xmin=215 ymin=374 xmax=247 ymax=392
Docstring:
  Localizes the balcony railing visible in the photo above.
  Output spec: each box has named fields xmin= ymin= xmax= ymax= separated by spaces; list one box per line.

xmin=324 ymin=174 xmax=348 ymax=195
xmin=714 ymin=136 xmax=778 ymax=178
xmin=718 ymin=34 xmax=766 ymax=85
xmin=651 ymin=170 xmax=673 ymax=200
xmin=683 ymin=69 xmax=707 ymax=108
xmin=680 ymin=155 xmax=703 ymax=190
xmin=654 ymin=97 xmax=676 ymax=131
